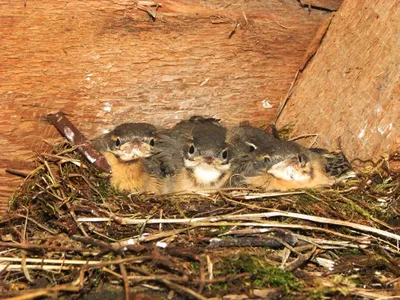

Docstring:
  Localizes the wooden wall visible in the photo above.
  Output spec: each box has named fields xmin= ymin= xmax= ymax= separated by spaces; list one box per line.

xmin=0 ymin=0 xmax=334 ymax=213
xmin=278 ymin=0 xmax=399 ymax=162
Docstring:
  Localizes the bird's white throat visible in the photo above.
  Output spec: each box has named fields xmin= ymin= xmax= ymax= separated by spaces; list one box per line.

xmin=268 ymin=164 xmax=309 ymax=181
xmin=193 ymin=165 xmax=222 ymax=185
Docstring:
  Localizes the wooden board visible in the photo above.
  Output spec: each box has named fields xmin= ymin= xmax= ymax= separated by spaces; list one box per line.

xmin=0 ymin=0 xmax=333 ymax=214
xmin=278 ymin=0 xmax=399 ymax=162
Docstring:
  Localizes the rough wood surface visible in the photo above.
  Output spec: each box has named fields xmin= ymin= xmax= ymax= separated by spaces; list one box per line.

xmin=278 ymin=0 xmax=400 ymax=162
xmin=0 ymin=0 xmax=331 ymax=214
xmin=299 ymin=0 xmax=343 ymax=11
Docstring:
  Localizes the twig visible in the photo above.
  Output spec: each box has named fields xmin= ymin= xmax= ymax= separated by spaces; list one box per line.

xmin=242 ymin=10 xmax=248 ymax=26
xmin=47 ymin=112 xmax=111 ymax=172
xmin=339 ymin=195 xmax=394 ymax=230
xmin=5 ymin=169 xmax=30 ymax=178
xmin=273 ymin=69 xmax=300 ymax=124
xmin=21 ymin=209 xmax=34 ymax=283
xmin=82 ymin=221 xmax=372 ymax=251
xmin=228 ymin=21 xmax=240 ymax=38
xmin=9 ymin=214 xmax=57 ymax=235
xmin=219 ymin=191 xmax=268 ymax=210
xmin=1 ymin=264 xmax=80 ymax=272
xmin=78 ymin=211 xmax=400 ymax=243
xmin=198 ymin=257 xmax=205 ymax=294
xmin=284 ymin=246 xmax=316 ymax=272
xmin=207 ymin=255 xmax=213 ymax=281
xmin=68 ymin=173 xmax=104 ymax=199
xmin=103 ymin=266 xmax=206 ymax=300
xmin=0 ymin=257 xmax=103 ymax=266
xmin=137 ymin=1 xmax=162 ymax=20
xmin=208 ymin=233 xmax=298 ymax=250
xmin=2 ymin=284 xmax=80 ymax=300
xmin=71 ymin=235 xmax=122 ymax=253
xmin=288 ymin=134 xmax=319 ymax=142
xmin=238 ymin=191 xmax=305 ymax=199
xmin=161 ymin=279 xmax=208 ymax=300
xmin=118 ymin=255 xmax=130 ymax=300
xmin=0 ymin=242 xmax=94 ymax=253
xmin=299 ymin=13 xmax=335 ymax=71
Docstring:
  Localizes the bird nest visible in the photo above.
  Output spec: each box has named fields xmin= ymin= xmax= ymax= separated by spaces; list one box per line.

xmin=1 ymin=139 xmax=400 ymax=300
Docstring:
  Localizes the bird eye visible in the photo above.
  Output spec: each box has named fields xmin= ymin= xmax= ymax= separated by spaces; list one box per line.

xmin=115 ymin=137 xmax=121 ymax=147
xmin=246 ymin=142 xmax=257 ymax=153
xmin=188 ymin=145 xmax=195 ymax=154
xmin=263 ymin=155 xmax=271 ymax=163
xmin=221 ymin=149 xmax=228 ymax=160
xmin=298 ymin=154 xmax=307 ymax=167
xmin=149 ymin=138 xmax=155 ymax=147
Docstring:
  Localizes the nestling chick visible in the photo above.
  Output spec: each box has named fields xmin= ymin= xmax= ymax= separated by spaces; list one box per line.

xmin=162 ymin=116 xmax=232 ymax=193
xmin=227 ymin=123 xmax=339 ymax=191
xmin=248 ymin=152 xmax=335 ymax=190
xmin=91 ymin=123 xmax=162 ymax=194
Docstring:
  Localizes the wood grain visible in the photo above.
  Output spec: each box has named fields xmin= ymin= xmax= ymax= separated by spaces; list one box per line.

xmin=278 ymin=0 xmax=400 ymax=162
xmin=0 ymin=0 xmax=331 ymax=214
xmin=299 ymin=0 xmax=343 ymax=11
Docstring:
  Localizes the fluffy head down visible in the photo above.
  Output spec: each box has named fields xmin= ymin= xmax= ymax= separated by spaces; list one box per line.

xmin=92 ymin=123 xmax=158 ymax=161
xmin=179 ymin=117 xmax=232 ymax=186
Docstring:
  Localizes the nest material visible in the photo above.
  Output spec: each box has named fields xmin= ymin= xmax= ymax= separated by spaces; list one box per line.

xmin=1 ymin=140 xmax=400 ymax=300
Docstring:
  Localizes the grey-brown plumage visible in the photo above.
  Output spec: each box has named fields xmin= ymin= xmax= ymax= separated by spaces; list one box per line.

xmin=91 ymin=123 xmax=163 ymax=193
xmin=91 ymin=123 xmax=158 ymax=160
xmin=161 ymin=116 xmax=232 ymax=192
xmin=227 ymin=123 xmax=348 ymax=190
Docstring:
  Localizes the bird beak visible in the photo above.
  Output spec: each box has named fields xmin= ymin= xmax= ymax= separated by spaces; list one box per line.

xmin=114 ymin=139 xmax=153 ymax=161
xmin=202 ymin=156 xmax=214 ymax=165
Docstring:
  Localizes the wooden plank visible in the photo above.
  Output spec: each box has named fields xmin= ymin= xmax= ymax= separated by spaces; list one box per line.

xmin=278 ymin=0 xmax=400 ymax=162
xmin=0 ymin=0 xmax=331 ymax=215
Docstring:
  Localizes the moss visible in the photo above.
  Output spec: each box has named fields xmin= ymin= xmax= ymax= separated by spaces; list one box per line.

xmin=219 ymin=253 xmax=301 ymax=292
xmin=277 ymin=121 xmax=297 ymax=140
xmin=191 ymin=262 xmax=199 ymax=271
xmin=95 ymin=178 xmax=114 ymax=198
xmin=340 ymin=248 xmax=362 ymax=256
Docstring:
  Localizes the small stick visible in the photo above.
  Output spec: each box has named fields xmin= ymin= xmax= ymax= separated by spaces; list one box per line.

xmin=5 ymin=169 xmax=30 ymax=178
xmin=273 ymin=69 xmax=300 ymax=124
xmin=79 ymin=212 xmax=400 ymax=242
xmin=161 ymin=279 xmax=208 ymax=300
xmin=2 ymin=284 xmax=80 ymax=300
xmin=299 ymin=13 xmax=335 ymax=71
xmin=242 ymin=10 xmax=248 ymax=26
xmin=71 ymin=235 xmax=122 ymax=253
xmin=198 ymin=257 xmax=205 ymax=294
xmin=1 ymin=264 xmax=77 ymax=272
xmin=8 ymin=213 xmax=57 ymax=235
xmin=118 ymin=256 xmax=130 ymax=300
xmin=0 ymin=257 xmax=102 ymax=266
xmin=284 ymin=246 xmax=316 ymax=272
xmin=288 ymin=134 xmax=319 ymax=142
xmin=228 ymin=21 xmax=240 ymax=38
xmin=0 ymin=241 xmax=94 ymax=253
xmin=137 ymin=1 xmax=162 ymax=20
xmin=47 ymin=112 xmax=111 ymax=172
xmin=21 ymin=210 xmax=34 ymax=283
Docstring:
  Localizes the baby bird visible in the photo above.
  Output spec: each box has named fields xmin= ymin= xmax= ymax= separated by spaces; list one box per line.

xmin=162 ymin=116 xmax=232 ymax=193
xmin=247 ymin=152 xmax=335 ymax=191
xmin=91 ymin=123 xmax=163 ymax=194
xmin=227 ymin=123 xmax=339 ymax=191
